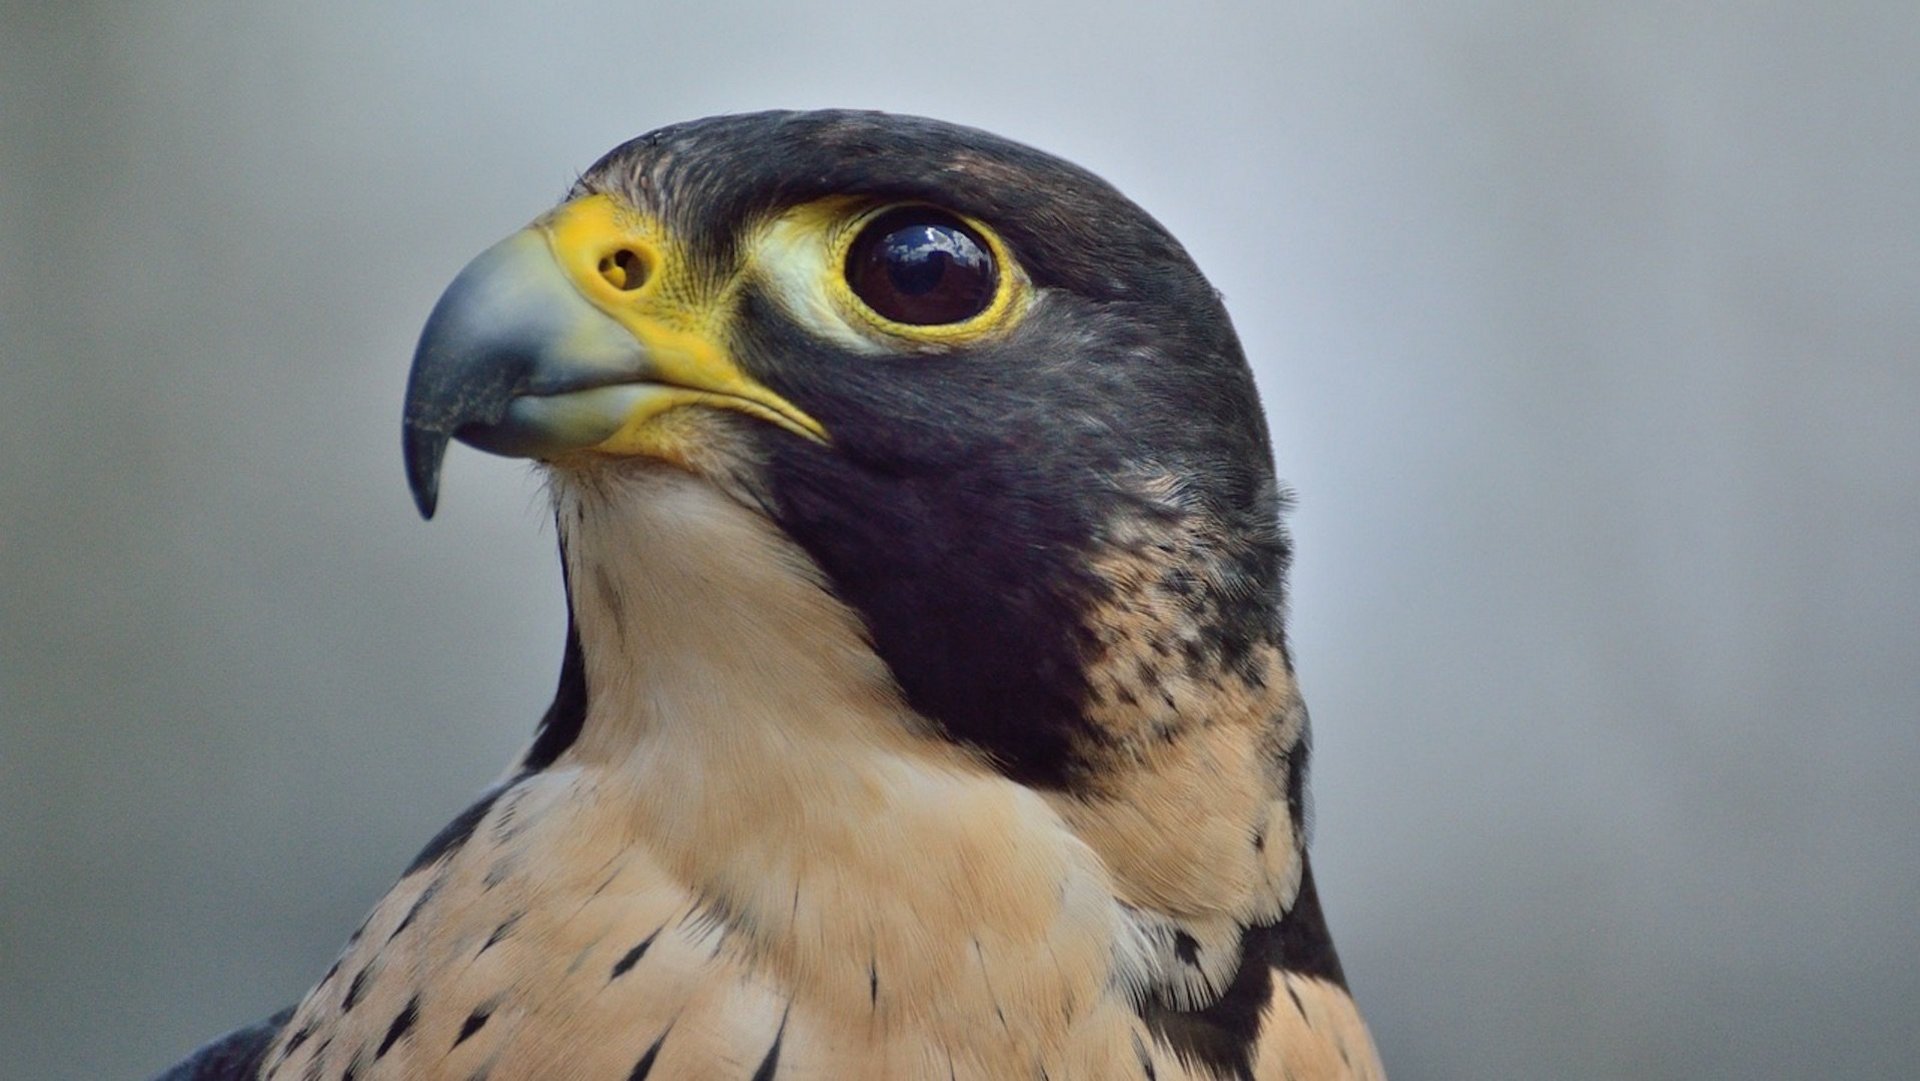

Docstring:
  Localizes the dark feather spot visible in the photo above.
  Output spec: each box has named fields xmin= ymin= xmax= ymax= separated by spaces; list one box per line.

xmin=341 ymin=967 xmax=372 ymax=1013
xmin=610 ymin=928 xmax=660 ymax=980
xmin=375 ymin=996 xmax=419 ymax=1058
xmin=750 ymin=1011 xmax=788 ymax=1081
xmin=594 ymin=566 xmax=624 ymax=628
xmin=1133 ymin=1032 xmax=1159 ymax=1080
xmin=592 ymin=864 xmax=622 ymax=897
xmin=478 ymin=914 xmax=521 ymax=955
xmin=453 ymin=1006 xmax=490 ymax=1048
xmin=869 ymin=961 xmax=879 ymax=1008
xmin=283 ymin=1025 xmax=312 ymax=1054
xmin=387 ymin=882 xmax=438 ymax=943
xmin=491 ymin=786 xmax=533 ymax=841
xmin=1173 ymin=930 xmax=1201 ymax=966
xmin=627 ymin=1027 xmax=670 ymax=1080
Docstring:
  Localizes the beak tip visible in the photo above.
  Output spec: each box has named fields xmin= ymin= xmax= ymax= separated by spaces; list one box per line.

xmin=403 ymin=422 xmax=448 ymax=521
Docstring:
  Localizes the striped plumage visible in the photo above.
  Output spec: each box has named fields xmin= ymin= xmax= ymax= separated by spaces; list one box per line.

xmin=156 ymin=111 xmax=1384 ymax=1081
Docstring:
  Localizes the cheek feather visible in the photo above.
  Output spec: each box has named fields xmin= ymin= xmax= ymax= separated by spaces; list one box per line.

xmin=746 ymin=201 xmax=891 ymax=356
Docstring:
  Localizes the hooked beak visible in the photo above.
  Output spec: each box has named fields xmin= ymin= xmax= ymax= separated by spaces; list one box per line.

xmin=401 ymin=194 xmax=825 ymax=518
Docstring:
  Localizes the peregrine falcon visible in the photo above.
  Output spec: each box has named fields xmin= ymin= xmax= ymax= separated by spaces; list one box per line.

xmin=156 ymin=110 xmax=1384 ymax=1081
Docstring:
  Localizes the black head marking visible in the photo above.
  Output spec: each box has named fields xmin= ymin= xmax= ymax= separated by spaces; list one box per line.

xmin=558 ymin=111 xmax=1289 ymax=788
xmin=400 ymin=111 xmax=1302 ymax=803
xmin=521 ymin=535 xmax=588 ymax=772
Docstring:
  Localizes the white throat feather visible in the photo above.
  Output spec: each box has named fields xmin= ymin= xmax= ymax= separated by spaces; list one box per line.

xmin=545 ymin=463 xmax=1153 ymax=1055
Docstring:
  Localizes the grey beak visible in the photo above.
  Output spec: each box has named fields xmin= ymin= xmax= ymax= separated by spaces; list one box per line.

xmin=401 ymin=229 xmax=646 ymax=518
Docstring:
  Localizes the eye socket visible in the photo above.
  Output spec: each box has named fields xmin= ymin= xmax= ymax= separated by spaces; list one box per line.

xmin=844 ymin=207 xmax=998 ymax=326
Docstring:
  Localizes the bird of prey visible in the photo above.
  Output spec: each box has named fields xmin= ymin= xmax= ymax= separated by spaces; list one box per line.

xmin=156 ymin=110 xmax=1384 ymax=1081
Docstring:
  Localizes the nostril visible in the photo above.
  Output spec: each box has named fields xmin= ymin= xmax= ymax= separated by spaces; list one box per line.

xmin=597 ymin=249 xmax=649 ymax=291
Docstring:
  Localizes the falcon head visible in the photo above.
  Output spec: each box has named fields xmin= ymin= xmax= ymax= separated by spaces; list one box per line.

xmin=403 ymin=110 xmax=1295 ymax=793
xmin=155 ymin=111 xmax=1378 ymax=1081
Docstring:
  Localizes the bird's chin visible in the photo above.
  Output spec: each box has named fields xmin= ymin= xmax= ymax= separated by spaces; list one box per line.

xmin=528 ymin=406 xmax=775 ymax=517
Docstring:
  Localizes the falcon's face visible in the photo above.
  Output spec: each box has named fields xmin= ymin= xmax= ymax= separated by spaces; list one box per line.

xmin=404 ymin=111 xmax=1291 ymax=788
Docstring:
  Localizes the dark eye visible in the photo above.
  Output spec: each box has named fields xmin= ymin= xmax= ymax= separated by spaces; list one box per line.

xmin=844 ymin=207 xmax=998 ymax=326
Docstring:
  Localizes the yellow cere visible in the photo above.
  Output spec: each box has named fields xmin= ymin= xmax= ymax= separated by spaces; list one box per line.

xmin=537 ymin=194 xmax=828 ymax=450
xmin=749 ymin=197 xmax=1032 ymax=353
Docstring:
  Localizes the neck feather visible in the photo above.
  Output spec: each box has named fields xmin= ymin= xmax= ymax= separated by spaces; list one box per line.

xmin=544 ymin=465 xmax=1148 ymax=1048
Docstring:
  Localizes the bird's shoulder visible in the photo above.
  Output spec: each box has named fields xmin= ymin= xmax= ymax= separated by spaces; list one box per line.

xmin=149 ymin=1007 xmax=290 ymax=1081
xmin=1244 ymin=866 xmax=1385 ymax=1081
xmin=1141 ymin=862 xmax=1384 ymax=1081
xmin=253 ymin=768 xmax=723 ymax=1079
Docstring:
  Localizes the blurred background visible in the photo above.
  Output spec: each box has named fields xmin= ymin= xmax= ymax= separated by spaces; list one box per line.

xmin=4 ymin=3 xmax=1916 ymax=1078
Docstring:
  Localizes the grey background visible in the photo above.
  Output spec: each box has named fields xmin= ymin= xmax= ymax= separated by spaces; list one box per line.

xmin=3 ymin=3 xmax=1915 ymax=1079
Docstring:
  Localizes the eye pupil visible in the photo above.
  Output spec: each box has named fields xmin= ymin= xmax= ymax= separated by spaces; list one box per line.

xmin=886 ymin=234 xmax=951 ymax=296
xmin=847 ymin=209 xmax=997 ymax=326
